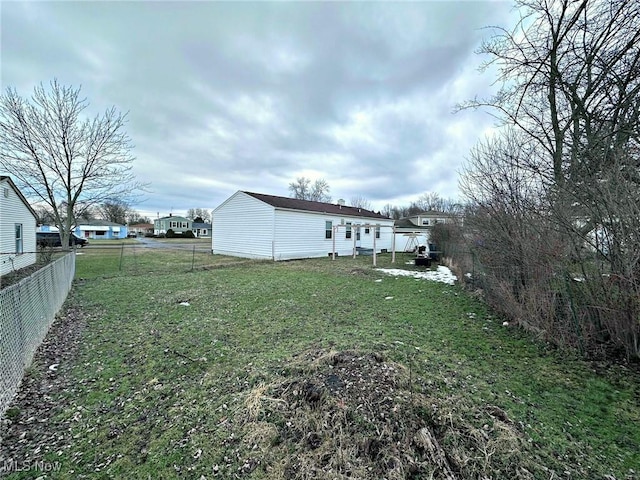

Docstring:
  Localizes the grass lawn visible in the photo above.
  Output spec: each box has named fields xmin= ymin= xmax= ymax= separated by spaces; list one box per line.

xmin=2 ymin=250 xmax=638 ymax=479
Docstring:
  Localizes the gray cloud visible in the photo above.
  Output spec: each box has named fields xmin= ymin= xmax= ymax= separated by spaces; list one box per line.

xmin=1 ymin=1 xmax=514 ymax=218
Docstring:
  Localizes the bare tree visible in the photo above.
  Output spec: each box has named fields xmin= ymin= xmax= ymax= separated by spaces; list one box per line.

xmin=289 ymin=177 xmax=331 ymax=203
xmin=0 ymin=80 xmax=143 ymax=249
xmin=463 ymin=0 xmax=640 ymax=190
xmin=33 ymin=204 xmax=55 ymax=225
xmin=380 ymin=204 xmax=393 ymax=219
xmin=413 ymin=192 xmax=444 ymax=212
xmin=127 ymin=210 xmax=151 ymax=224
xmin=350 ymin=195 xmax=372 ymax=210
xmin=458 ymin=0 xmax=640 ymax=359
xmin=97 ymin=200 xmax=130 ymax=225
xmin=186 ymin=208 xmax=211 ymax=223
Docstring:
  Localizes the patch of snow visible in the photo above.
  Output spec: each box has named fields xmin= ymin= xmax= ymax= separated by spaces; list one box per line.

xmin=179 ymin=302 xmax=190 ymax=306
xmin=385 ymin=296 xmax=394 ymax=300
xmin=502 ymin=321 xmax=509 ymax=326
xmin=374 ymin=279 xmax=382 ymax=283
xmin=573 ymin=277 xmax=585 ymax=282
xmin=375 ymin=266 xmax=457 ymax=285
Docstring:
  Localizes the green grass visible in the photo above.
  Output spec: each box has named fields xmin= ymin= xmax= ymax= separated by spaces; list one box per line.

xmin=5 ymin=251 xmax=640 ymax=479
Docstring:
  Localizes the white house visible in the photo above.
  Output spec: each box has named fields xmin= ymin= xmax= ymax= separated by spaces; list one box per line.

xmin=212 ymin=191 xmax=395 ymax=261
xmin=393 ymin=211 xmax=460 ymax=252
xmin=0 ymin=176 xmax=37 ymax=276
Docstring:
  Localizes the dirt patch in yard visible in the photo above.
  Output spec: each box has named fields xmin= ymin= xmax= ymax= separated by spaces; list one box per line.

xmin=0 ymin=306 xmax=86 ymax=467
xmin=224 ymin=349 xmax=541 ymax=479
xmin=1 ymin=316 xmax=545 ymax=479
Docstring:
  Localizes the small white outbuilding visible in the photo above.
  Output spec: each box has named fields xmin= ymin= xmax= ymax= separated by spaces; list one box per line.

xmin=0 ymin=176 xmax=37 ymax=276
xmin=212 ymin=191 xmax=395 ymax=261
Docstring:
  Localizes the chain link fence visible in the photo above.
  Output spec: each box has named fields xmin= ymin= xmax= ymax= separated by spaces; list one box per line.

xmin=0 ymin=252 xmax=76 ymax=418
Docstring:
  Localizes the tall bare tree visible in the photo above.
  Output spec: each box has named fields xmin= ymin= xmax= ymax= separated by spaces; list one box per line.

xmin=459 ymin=0 xmax=640 ymax=359
xmin=97 ymin=200 xmax=130 ymax=225
xmin=288 ymin=177 xmax=331 ymax=203
xmin=126 ymin=210 xmax=151 ymax=224
xmin=464 ymin=0 xmax=640 ymax=189
xmin=349 ymin=195 xmax=372 ymax=211
xmin=33 ymin=204 xmax=55 ymax=225
xmin=186 ymin=208 xmax=211 ymax=223
xmin=413 ymin=192 xmax=444 ymax=212
xmin=0 ymin=80 xmax=143 ymax=249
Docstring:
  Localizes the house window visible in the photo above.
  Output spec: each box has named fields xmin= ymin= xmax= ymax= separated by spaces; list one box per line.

xmin=15 ymin=224 xmax=23 ymax=254
xmin=346 ymin=222 xmax=352 ymax=239
xmin=364 ymin=227 xmax=370 ymax=234
xmin=170 ymin=221 xmax=177 ymax=228
xmin=325 ymin=221 xmax=332 ymax=239
xmin=375 ymin=224 xmax=381 ymax=239
xmin=201 ymin=229 xmax=208 ymax=235
xmin=181 ymin=222 xmax=188 ymax=228
xmin=422 ymin=219 xmax=430 ymax=226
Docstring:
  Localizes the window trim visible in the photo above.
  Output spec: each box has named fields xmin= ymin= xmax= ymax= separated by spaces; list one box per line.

xmin=15 ymin=223 xmax=23 ymax=254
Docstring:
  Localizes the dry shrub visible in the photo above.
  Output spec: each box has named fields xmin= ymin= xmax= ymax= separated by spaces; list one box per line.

xmin=228 ymin=349 xmax=541 ymax=479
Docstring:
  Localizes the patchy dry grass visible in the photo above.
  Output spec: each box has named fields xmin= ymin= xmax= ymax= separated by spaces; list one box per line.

xmin=1 ymin=252 xmax=639 ymax=479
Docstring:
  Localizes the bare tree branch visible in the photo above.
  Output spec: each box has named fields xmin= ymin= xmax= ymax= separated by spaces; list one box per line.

xmin=0 ymin=80 xmax=146 ymax=249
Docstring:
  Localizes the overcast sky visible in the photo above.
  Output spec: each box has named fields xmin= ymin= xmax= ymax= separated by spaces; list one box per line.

xmin=2 ymin=1 xmax=514 ymax=219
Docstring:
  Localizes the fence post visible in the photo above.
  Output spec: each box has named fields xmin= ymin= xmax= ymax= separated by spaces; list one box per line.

xmin=191 ymin=245 xmax=196 ymax=272
xmin=119 ymin=243 xmax=124 ymax=271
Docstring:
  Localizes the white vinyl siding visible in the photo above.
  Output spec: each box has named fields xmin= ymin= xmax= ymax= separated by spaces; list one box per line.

xmin=0 ymin=179 xmax=37 ymax=275
xmin=212 ymin=192 xmax=275 ymax=259
xmin=212 ymin=191 xmax=395 ymax=261
xmin=273 ymin=211 xmax=394 ymax=260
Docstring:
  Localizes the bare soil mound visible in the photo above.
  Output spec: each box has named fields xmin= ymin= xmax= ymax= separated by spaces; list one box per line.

xmin=228 ymin=349 xmax=537 ymax=479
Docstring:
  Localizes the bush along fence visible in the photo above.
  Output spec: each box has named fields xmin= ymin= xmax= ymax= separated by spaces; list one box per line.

xmin=436 ymin=229 xmax=640 ymax=362
xmin=0 ymin=252 xmax=76 ymax=418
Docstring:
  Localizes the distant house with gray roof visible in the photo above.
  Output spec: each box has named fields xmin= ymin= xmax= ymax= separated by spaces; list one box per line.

xmin=192 ymin=222 xmax=211 ymax=238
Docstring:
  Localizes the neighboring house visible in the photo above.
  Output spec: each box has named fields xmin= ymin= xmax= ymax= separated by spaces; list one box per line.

xmin=192 ymin=222 xmax=212 ymax=238
xmin=0 ymin=176 xmax=37 ymax=276
xmin=393 ymin=217 xmax=431 ymax=252
xmin=154 ymin=214 xmax=192 ymax=236
xmin=128 ymin=223 xmax=154 ymax=237
xmin=394 ymin=211 xmax=460 ymax=252
xmin=212 ymin=191 xmax=394 ymax=261
xmin=401 ymin=211 xmax=457 ymax=228
xmin=77 ymin=219 xmax=128 ymax=239
xmin=38 ymin=220 xmax=128 ymax=240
